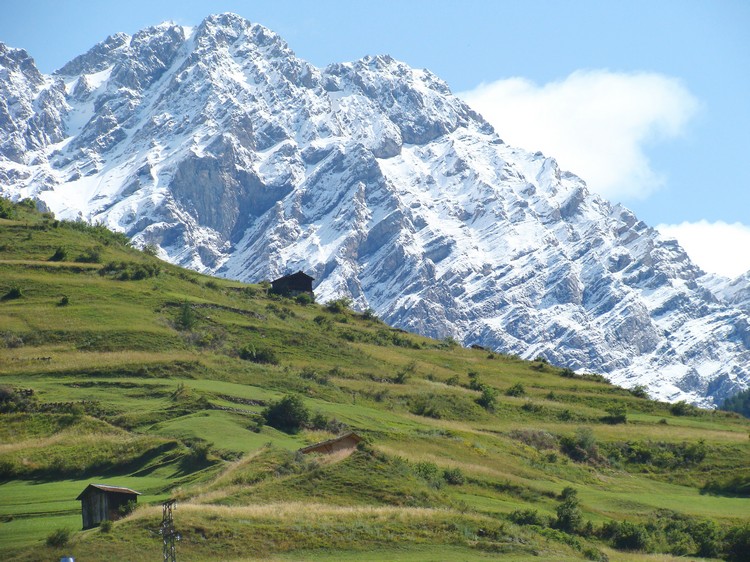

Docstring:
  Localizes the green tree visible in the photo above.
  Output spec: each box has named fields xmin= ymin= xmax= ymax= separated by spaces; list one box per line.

xmin=263 ymin=395 xmax=309 ymax=433
xmin=177 ymin=301 xmax=197 ymax=330
xmin=555 ymin=487 xmax=583 ymax=533
xmin=722 ymin=388 xmax=750 ymax=418
xmin=476 ymin=385 xmax=497 ymax=411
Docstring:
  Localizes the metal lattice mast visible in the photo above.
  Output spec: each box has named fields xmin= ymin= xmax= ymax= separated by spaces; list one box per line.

xmin=161 ymin=500 xmax=177 ymax=562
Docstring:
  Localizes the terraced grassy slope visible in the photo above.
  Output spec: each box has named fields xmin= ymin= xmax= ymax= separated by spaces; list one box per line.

xmin=1 ymin=198 xmax=748 ymax=561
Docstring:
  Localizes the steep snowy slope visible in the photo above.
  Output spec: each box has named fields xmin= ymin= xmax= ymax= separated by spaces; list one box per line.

xmin=1 ymin=13 xmax=748 ymax=406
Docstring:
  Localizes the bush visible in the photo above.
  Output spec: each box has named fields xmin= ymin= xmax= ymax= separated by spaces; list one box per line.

xmin=701 ymin=473 xmax=750 ymax=497
xmin=442 ymin=467 xmax=465 ymax=485
xmin=721 ymin=388 xmax=750 ymax=418
xmin=239 ymin=344 xmax=279 ymax=365
xmin=362 ymin=308 xmax=378 ymax=320
xmin=99 ymin=519 xmax=113 ymax=532
xmin=555 ymin=487 xmax=584 ymax=533
xmin=602 ymin=405 xmax=627 ymax=424
xmin=326 ymin=297 xmax=352 ymax=313
xmin=560 ymin=427 xmax=600 ymax=463
xmin=2 ymin=287 xmax=22 ymax=300
xmin=176 ymin=301 xmax=197 ymax=330
xmin=295 ymin=293 xmax=314 ymax=306
xmin=670 ymin=400 xmax=698 ymax=416
xmin=509 ymin=429 xmax=558 ymax=451
xmin=467 ymin=371 xmax=483 ymax=391
xmin=445 ymin=375 xmax=460 ymax=386
xmin=46 ymin=527 xmax=71 ymax=547
xmin=75 ymin=246 xmax=103 ymax=263
xmin=263 ymin=395 xmax=309 ymax=433
xmin=509 ymin=509 xmax=550 ymax=526
xmin=725 ymin=523 xmax=750 ymax=562
xmin=0 ymin=198 xmax=18 ymax=219
xmin=505 ymin=383 xmax=526 ymax=397
xmin=476 ymin=386 xmax=497 ymax=411
xmin=58 ymin=295 xmax=70 ymax=306
xmin=49 ymin=246 xmax=67 ymax=261
xmin=601 ymin=520 xmax=650 ymax=551
xmin=142 ymin=243 xmax=159 ymax=256
xmin=630 ymin=385 xmax=649 ymax=399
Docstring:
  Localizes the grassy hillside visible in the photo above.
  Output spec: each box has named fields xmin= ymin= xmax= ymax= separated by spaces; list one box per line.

xmin=1 ymin=198 xmax=748 ymax=561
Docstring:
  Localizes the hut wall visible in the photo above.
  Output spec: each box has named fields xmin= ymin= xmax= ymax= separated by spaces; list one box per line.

xmin=81 ymin=491 xmax=108 ymax=530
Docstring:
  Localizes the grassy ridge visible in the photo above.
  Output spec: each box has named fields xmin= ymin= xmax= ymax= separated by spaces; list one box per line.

xmin=1 ymin=199 xmax=749 ymax=561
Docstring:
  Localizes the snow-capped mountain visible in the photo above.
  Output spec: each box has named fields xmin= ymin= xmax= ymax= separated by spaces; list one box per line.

xmin=1 ymin=13 xmax=749 ymax=406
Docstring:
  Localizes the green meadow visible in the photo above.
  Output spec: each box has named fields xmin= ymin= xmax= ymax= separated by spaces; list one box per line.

xmin=0 ymin=198 xmax=748 ymax=561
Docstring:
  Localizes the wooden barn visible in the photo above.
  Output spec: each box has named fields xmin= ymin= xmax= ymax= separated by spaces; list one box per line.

xmin=270 ymin=271 xmax=314 ymax=298
xmin=298 ymin=431 xmax=363 ymax=456
xmin=76 ymin=484 xmax=140 ymax=529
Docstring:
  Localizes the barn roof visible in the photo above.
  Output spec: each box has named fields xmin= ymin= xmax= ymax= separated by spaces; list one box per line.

xmin=76 ymin=484 xmax=141 ymax=500
xmin=298 ymin=431 xmax=362 ymax=454
xmin=273 ymin=270 xmax=314 ymax=282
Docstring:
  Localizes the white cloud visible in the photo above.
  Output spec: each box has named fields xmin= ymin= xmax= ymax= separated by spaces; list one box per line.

xmin=657 ymin=221 xmax=750 ymax=278
xmin=459 ymin=70 xmax=698 ymax=201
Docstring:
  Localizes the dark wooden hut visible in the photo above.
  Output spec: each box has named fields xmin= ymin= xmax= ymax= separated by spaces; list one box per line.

xmin=76 ymin=484 xmax=140 ymax=529
xmin=298 ymin=431 xmax=363 ymax=456
xmin=270 ymin=271 xmax=314 ymax=297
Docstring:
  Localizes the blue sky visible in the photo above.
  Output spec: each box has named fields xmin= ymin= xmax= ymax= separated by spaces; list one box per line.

xmin=1 ymin=0 xmax=749 ymax=276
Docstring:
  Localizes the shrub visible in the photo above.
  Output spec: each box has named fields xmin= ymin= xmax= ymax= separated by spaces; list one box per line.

xmin=99 ymin=519 xmax=113 ymax=532
xmin=509 ymin=509 xmax=550 ymax=526
xmin=441 ymin=336 xmax=459 ymax=348
xmin=476 ymin=386 xmax=497 ymax=411
xmin=313 ymin=315 xmax=331 ymax=328
xmin=602 ymin=405 xmax=627 ymax=424
xmin=142 ymin=243 xmax=159 ymax=256
xmin=725 ymin=523 xmax=750 ymax=562
xmin=443 ymin=467 xmax=465 ymax=485
xmin=505 ymin=383 xmax=526 ymax=397
xmin=186 ymin=441 xmax=212 ymax=464
xmin=49 ymin=246 xmax=67 ymax=261
xmin=721 ymin=387 xmax=750 ymax=418
xmin=0 ymin=198 xmax=18 ymax=219
xmin=521 ymin=400 xmax=544 ymax=413
xmin=467 ymin=371 xmax=483 ymax=391
xmin=300 ymin=367 xmax=329 ymax=385
xmin=46 ymin=527 xmax=71 ymax=547
xmin=295 ymin=293 xmax=314 ymax=306
xmin=75 ymin=246 xmax=103 ymax=263
xmin=414 ymin=461 xmax=440 ymax=481
xmin=630 ymin=385 xmax=649 ymax=399
xmin=362 ymin=307 xmax=378 ymax=320
xmin=2 ymin=287 xmax=23 ymax=300
xmin=239 ymin=344 xmax=279 ymax=365
xmin=58 ymin=295 xmax=70 ymax=306
xmin=0 ymin=385 xmax=37 ymax=413
xmin=670 ymin=400 xmax=698 ymax=416
xmin=263 ymin=395 xmax=309 ymax=433
xmin=326 ymin=297 xmax=352 ymax=313
xmin=509 ymin=429 xmax=558 ymax=451
xmin=601 ymin=520 xmax=650 ymax=551
xmin=445 ymin=374 xmax=460 ymax=386
xmin=560 ymin=427 xmax=600 ymax=463
xmin=555 ymin=487 xmax=584 ymax=533
xmin=177 ymin=301 xmax=197 ymax=330
xmin=701 ymin=473 xmax=750 ymax=497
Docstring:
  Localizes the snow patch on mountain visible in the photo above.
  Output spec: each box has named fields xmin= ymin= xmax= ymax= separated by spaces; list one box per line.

xmin=1 ymin=13 xmax=749 ymax=406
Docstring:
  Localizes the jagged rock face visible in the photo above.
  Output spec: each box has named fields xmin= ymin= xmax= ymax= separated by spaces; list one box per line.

xmin=1 ymin=13 xmax=749 ymax=406
xmin=703 ymin=272 xmax=750 ymax=316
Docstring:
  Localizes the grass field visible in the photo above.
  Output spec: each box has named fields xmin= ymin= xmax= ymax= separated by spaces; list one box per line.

xmin=1 ymin=198 xmax=749 ymax=561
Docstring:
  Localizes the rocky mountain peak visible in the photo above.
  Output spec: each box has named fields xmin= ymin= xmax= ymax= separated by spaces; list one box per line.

xmin=1 ymin=15 xmax=749 ymax=406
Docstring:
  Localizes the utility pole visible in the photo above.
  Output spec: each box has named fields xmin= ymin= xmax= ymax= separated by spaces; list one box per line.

xmin=161 ymin=500 xmax=178 ymax=562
